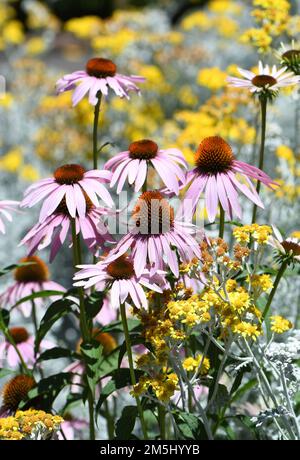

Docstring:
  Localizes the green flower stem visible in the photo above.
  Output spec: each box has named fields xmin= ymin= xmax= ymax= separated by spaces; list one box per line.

xmin=0 ymin=311 xmax=30 ymax=374
xmin=207 ymin=338 xmax=232 ymax=411
xmin=252 ymin=96 xmax=267 ymax=224
xmin=158 ymin=404 xmax=166 ymax=440
xmin=120 ymin=302 xmax=148 ymax=440
xmin=262 ymin=260 xmax=288 ymax=321
xmin=218 ymin=204 xmax=225 ymax=239
xmin=93 ymin=95 xmax=102 ymax=170
xmin=71 ymin=220 xmax=95 ymax=440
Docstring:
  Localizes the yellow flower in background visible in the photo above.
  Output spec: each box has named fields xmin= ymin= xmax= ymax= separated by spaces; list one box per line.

xmin=276 ymin=145 xmax=296 ymax=166
xmin=65 ymin=16 xmax=103 ymax=39
xmin=138 ymin=65 xmax=171 ymax=93
xmin=0 ymin=92 xmax=13 ymax=108
xmin=270 ymin=315 xmax=293 ymax=334
xmin=291 ymin=231 xmax=300 ymax=239
xmin=197 ymin=67 xmax=227 ymax=91
xmin=25 ymin=37 xmax=47 ymax=55
xmin=92 ymin=29 xmax=137 ymax=55
xmin=180 ymin=11 xmax=212 ymax=31
xmin=2 ymin=20 xmax=24 ymax=45
xmin=0 ymin=148 xmax=22 ymax=173
xmin=213 ymin=17 xmax=239 ymax=37
xmin=20 ymin=165 xmax=40 ymax=182
xmin=240 ymin=28 xmax=272 ymax=52
xmin=209 ymin=0 xmax=241 ymax=14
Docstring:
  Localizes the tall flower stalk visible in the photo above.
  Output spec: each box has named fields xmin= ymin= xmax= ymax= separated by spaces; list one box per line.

xmin=252 ymin=96 xmax=267 ymax=223
xmin=93 ymin=94 xmax=102 ymax=170
xmin=120 ymin=303 xmax=148 ymax=439
xmin=71 ymin=220 xmax=95 ymax=440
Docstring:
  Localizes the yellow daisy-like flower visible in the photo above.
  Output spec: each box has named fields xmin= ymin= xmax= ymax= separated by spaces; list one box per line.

xmin=270 ymin=315 xmax=293 ymax=334
xmin=232 ymin=321 xmax=262 ymax=340
xmin=183 ymin=355 xmax=210 ymax=375
xmin=197 ymin=67 xmax=227 ymax=91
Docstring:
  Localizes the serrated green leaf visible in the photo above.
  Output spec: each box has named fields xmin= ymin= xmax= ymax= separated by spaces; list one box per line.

xmin=173 ymin=410 xmax=208 ymax=440
xmin=81 ymin=340 xmax=103 ymax=396
xmin=19 ymin=372 xmax=74 ymax=412
xmin=37 ymin=347 xmax=80 ymax=362
xmin=115 ymin=405 xmax=137 ymax=440
xmin=100 ymin=319 xmax=140 ymax=334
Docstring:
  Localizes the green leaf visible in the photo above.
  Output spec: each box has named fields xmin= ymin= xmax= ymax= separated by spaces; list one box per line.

xmin=37 ymin=347 xmax=80 ymax=362
xmin=208 ymin=384 xmax=230 ymax=415
xmin=117 ymin=335 xmax=147 ymax=368
xmin=20 ymin=372 xmax=74 ymax=412
xmin=0 ymin=262 xmax=36 ymax=277
xmin=13 ymin=290 xmax=66 ymax=308
xmin=96 ymin=369 xmax=143 ymax=411
xmin=80 ymin=340 xmax=103 ymax=395
xmin=0 ymin=308 xmax=10 ymax=329
xmin=0 ymin=368 xmax=15 ymax=379
xmin=35 ymin=298 xmax=74 ymax=352
xmin=230 ymin=378 xmax=257 ymax=403
xmin=115 ymin=405 xmax=138 ymax=440
xmin=100 ymin=319 xmax=140 ymax=334
xmin=85 ymin=291 xmax=105 ymax=320
xmin=173 ymin=410 xmax=208 ymax=440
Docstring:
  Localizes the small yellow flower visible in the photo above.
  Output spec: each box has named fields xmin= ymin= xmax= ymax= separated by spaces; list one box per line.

xmin=232 ymin=321 xmax=261 ymax=340
xmin=270 ymin=315 xmax=293 ymax=334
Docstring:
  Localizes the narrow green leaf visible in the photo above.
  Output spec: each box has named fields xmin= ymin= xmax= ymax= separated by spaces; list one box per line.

xmin=35 ymin=298 xmax=74 ymax=352
xmin=37 ymin=347 xmax=80 ymax=362
xmin=173 ymin=410 xmax=208 ymax=440
xmin=81 ymin=340 xmax=103 ymax=395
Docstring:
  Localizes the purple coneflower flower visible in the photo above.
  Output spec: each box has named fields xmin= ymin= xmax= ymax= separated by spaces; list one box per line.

xmin=104 ymin=139 xmax=187 ymax=194
xmin=0 ymin=256 xmax=65 ymax=317
xmin=0 ymin=326 xmax=53 ymax=368
xmin=227 ymin=61 xmax=300 ymax=95
xmin=105 ymin=191 xmax=201 ymax=278
xmin=74 ymin=254 xmax=164 ymax=309
xmin=20 ymin=201 xmax=114 ymax=262
xmin=21 ymin=164 xmax=113 ymax=223
xmin=181 ymin=136 xmax=276 ymax=222
xmin=0 ymin=200 xmax=19 ymax=234
xmin=56 ymin=57 xmax=145 ymax=106
xmin=269 ymin=227 xmax=300 ymax=265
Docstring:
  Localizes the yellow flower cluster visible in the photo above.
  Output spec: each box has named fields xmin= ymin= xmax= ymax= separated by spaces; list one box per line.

xmin=233 ymin=224 xmax=272 ymax=245
xmin=197 ymin=67 xmax=227 ymax=91
xmin=248 ymin=274 xmax=274 ymax=293
xmin=65 ymin=16 xmax=104 ymax=39
xmin=270 ymin=315 xmax=293 ymax=334
xmin=232 ymin=321 xmax=261 ymax=340
xmin=168 ymin=295 xmax=211 ymax=327
xmin=183 ymin=355 xmax=210 ymax=375
xmin=174 ymin=85 xmax=255 ymax=162
xmin=0 ymin=410 xmax=64 ymax=440
xmin=133 ymin=373 xmax=179 ymax=402
xmin=240 ymin=0 xmax=291 ymax=52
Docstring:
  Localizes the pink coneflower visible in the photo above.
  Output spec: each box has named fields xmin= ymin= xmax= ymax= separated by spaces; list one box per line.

xmin=74 ymin=254 xmax=164 ymax=309
xmin=227 ymin=61 xmax=300 ymax=95
xmin=104 ymin=139 xmax=187 ymax=194
xmin=105 ymin=191 xmax=201 ymax=278
xmin=21 ymin=164 xmax=113 ymax=223
xmin=0 ymin=256 xmax=65 ymax=317
xmin=269 ymin=227 xmax=300 ymax=266
xmin=0 ymin=326 xmax=53 ymax=368
xmin=181 ymin=136 xmax=276 ymax=222
xmin=95 ymin=297 xmax=117 ymax=326
xmin=59 ymin=415 xmax=88 ymax=440
xmin=0 ymin=201 xmax=19 ymax=234
xmin=56 ymin=57 xmax=145 ymax=106
xmin=20 ymin=200 xmax=114 ymax=262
